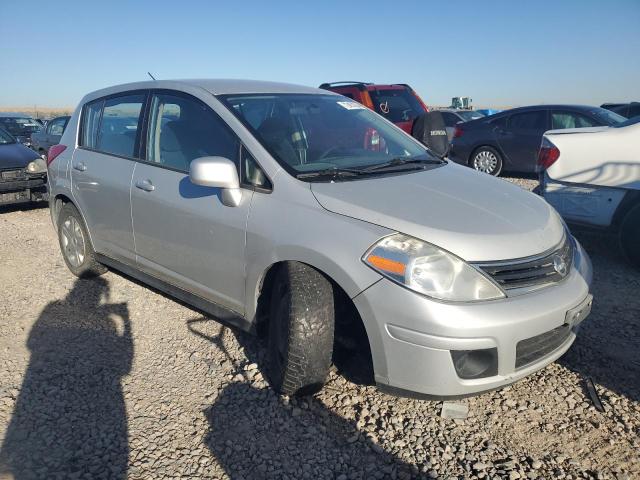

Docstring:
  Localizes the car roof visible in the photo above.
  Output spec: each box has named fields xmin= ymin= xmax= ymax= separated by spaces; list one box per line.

xmin=82 ymin=79 xmax=336 ymax=103
xmin=494 ymin=105 xmax=600 ymax=116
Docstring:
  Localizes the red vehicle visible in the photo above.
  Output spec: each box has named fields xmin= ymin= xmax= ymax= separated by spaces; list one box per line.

xmin=319 ymin=81 xmax=428 ymax=134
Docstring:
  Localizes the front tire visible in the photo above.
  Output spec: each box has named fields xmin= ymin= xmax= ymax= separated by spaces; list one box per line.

xmin=57 ymin=203 xmax=107 ymax=278
xmin=620 ymin=204 xmax=640 ymax=268
xmin=267 ymin=262 xmax=335 ymax=396
xmin=471 ymin=146 xmax=503 ymax=176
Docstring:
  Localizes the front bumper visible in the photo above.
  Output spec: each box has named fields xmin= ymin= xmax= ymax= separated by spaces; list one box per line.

xmin=353 ymin=238 xmax=593 ymax=398
xmin=0 ymin=175 xmax=48 ymax=205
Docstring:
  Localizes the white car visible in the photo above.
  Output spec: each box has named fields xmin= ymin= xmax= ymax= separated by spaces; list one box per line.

xmin=540 ymin=117 xmax=640 ymax=267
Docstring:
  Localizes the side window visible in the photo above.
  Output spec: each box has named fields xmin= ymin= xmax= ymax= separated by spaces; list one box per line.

xmin=509 ymin=111 xmax=547 ymax=130
xmin=241 ymin=146 xmax=270 ymax=190
xmin=146 ymin=93 xmax=238 ymax=172
xmin=96 ymin=94 xmax=145 ymax=158
xmin=48 ymin=117 xmax=66 ymax=136
xmin=551 ymin=111 xmax=598 ymax=129
xmin=81 ymin=100 xmax=103 ymax=149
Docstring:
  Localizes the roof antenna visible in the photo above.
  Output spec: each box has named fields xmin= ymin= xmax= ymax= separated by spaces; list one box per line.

xmin=147 ymin=72 xmax=157 ymax=81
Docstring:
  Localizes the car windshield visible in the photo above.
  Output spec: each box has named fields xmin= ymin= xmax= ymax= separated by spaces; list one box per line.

xmin=0 ymin=128 xmax=16 ymax=144
xmin=367 ymin=88 xmax=426 ymax=123
xmin=0 ymin=117 xmax=42 ymax=135
xmin=590 ymin=108 xmax=626 ymax=125
xmin=221 ymin=94 xmax=435 ymax=176
xmin=456 ymin=111 xmax=485 ymax=122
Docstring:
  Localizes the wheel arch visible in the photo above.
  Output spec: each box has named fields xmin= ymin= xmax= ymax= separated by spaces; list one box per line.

xmin=252 ymin=259 xmax=378 ymax=379
xmin=51 ymin=194 xmax=97 ymax=253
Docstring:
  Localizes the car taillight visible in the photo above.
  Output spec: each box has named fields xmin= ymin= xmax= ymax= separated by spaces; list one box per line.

xmin=537 ymin=137 xmax=560 ymax=170
xmin=361 ymin=90 xmax=375 ymax=110
xmin=453 ymin=126 xmax=464 ymax=138
xmin=47 ymin=144 xmax=67 ymax=166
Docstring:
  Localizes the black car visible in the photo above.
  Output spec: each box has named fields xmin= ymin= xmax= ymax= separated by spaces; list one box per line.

xmin=601 ymin=102 xmax=640 ymax=119
xmin=0 ymin=114 xmax=43 ymax=147
xmin=0 ymin=128 xmax=48 ymax=206
xmin=449 ymin=105 xmax=626 ymax=176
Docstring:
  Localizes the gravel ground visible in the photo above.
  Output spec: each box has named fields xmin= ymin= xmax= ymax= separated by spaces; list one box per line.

xmin=0 ymin=178 xmax=638 ymax=480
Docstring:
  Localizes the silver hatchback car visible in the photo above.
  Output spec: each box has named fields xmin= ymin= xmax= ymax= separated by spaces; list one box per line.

xmin=48 ymin=79 xmax=593 ymax=398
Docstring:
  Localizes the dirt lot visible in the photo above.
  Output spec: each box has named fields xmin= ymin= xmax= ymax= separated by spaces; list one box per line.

xmin=0 ymin=178 xmax=638 ymax=480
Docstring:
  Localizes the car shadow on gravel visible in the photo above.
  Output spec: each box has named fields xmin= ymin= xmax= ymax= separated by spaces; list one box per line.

xmin=0 ymin=277 xmax=133 ymax=479
xmin=558 ymin=229 xmax=640 ymax=403
xmin=203 ymin=382 xmax=418 ymax=480
xmin=188 ymin=317 xmax=414 ymax=479
xmin=0 ymin=202 xmax=48 ymax=215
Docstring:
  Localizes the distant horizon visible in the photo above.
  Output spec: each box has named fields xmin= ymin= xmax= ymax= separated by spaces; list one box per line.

xmin=1 ymin=0 xmax=638 ymax=108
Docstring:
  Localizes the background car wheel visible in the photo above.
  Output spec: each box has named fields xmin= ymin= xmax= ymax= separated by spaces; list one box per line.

xmin=619 ymin=204 xmax=640 ymax=268
xmin=267 ymin=262 xmax=335 ymax=396
xmin=57 ymin=203 xmax=107 ymax=278
xmin=471 ymin=146 xmax=503 ymax=176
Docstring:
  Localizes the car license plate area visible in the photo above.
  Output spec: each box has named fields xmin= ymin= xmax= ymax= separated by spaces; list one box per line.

xmin=0 ymin=190 xmax=30 ymax=204
xmin=565 ymin=294 xmax=593 ymax=328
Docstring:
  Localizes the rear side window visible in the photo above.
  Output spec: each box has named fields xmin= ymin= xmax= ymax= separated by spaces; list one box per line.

xmin=146 ymin=93 xmax=238 ymax=172
xmin=551 ymin=111 xmax=598 ymax=129
xmin=508 ymin=111 xmax=547 ymax=130
xmin=81 ymin=100 xmax=103 ymax=148
xmin=96 ymin=94 xmax=145 ymax=158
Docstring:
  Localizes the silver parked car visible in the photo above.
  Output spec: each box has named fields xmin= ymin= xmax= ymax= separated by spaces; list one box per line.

xmin=48 ymin=79 xmax=593 ymax=398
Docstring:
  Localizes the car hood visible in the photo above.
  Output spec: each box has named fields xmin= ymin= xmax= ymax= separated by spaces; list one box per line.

xmin=310 ymin=163 xmax=564 ymax=262
xmin=0 ymin=142 xmax=40 ymax=169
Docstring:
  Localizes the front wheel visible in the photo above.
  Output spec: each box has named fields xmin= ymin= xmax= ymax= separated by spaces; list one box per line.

xmin=471 ymin=146 xmax=503 ymax=176
xmin=619 ymin=204 xmax=640 ymax=268
xmin=267 ymin=262 xmax=335 ymax=396
xmin=57 ymin=203 xmax=107 ymax=278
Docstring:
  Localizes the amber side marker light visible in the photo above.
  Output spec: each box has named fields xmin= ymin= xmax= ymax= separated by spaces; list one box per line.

xmin=366 ymin=255 xmax=406 ymax=276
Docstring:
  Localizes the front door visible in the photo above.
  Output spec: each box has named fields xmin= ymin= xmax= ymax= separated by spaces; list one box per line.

xmin=496 ymin=109 xmax=549 ymax=172
xmin=131 ymin=91 xmax=250 ymax=314
xmin=71 ymin=93 xmax=146 ymax=262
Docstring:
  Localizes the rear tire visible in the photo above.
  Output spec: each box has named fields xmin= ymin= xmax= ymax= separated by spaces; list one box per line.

xmin=57 ymin=203 xmax=107 ymax=278
xmin=471 ymin=146 xmax=503 ymax=176
xmin=619 ymin=204 xmax=640 ymax=268
xmin=267 ymin=262 xmax=335 ymax=396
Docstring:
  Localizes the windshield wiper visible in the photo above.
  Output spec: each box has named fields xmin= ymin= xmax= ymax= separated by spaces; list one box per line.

xmin=295 ymin=167 xmax=365 ymax=180
xmin=360 ymin=157 xmax=444 ymax=173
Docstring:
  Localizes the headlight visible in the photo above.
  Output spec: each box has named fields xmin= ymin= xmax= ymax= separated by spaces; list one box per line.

xmin=26 ymin=158 xmax=47 ymax=174
xmin=363 ymin=233 xmax=505 ymax=302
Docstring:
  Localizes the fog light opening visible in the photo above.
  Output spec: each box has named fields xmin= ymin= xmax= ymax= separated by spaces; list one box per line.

xmin=451 ymin=348 xmax=498 ymax=379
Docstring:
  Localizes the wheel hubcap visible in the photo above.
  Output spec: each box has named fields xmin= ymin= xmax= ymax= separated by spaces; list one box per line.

xmin=61 ymin=216 xmax=86 ymax=267
xmin=473 ymin=150 xmax=498 ymax=174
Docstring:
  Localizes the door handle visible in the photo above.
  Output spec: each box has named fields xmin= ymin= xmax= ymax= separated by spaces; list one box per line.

xmin=135 ymin=179 xmax=155 ymax=192
xmin=73 ymin=162 xmax=87 ymax=172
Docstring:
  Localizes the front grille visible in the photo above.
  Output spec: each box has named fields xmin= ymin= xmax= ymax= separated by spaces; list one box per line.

xmin=515 ymin=324 xmax=572 ymax=369
xmin=1 ymin=169 xmax=26 ymax=181
xmin=475 ymin=235 xmax=573 ymax=295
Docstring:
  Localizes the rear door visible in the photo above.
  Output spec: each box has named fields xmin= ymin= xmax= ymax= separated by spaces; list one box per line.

xmin=131 ymin=90 xmax=252 ymax=314
xmin=496 ymin=110 xmax=549 ymax=172
xmin=71 ymin=92 xmax=146 ymax=263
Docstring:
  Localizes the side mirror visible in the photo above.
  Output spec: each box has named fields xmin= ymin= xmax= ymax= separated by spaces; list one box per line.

xmin=189 ymin=156 xmax=242 ymax=207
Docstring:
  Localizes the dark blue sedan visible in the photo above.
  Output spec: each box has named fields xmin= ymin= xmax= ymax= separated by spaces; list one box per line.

xmin=448 ymin=105 xmax=626 ymax=176
xmin=0 ymin=128 xmax=48 ymax=206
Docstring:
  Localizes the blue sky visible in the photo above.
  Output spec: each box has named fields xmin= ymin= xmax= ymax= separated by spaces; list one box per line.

xmin=1 ymin=0 xmax=638 ymax=108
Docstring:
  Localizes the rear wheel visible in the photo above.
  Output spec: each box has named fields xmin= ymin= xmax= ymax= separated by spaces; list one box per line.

xmin=57 ymin=203 xmax=107 ymax=278
xmin=619 ymin=204 xmax=640 ymax=268
xmin=267 ymin=262 xmax=335 ymax=396
xmin=471 ymin=146 xmax=503 ymax=176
